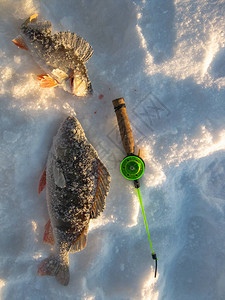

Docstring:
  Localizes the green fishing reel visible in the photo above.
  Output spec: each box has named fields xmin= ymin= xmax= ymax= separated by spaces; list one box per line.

xmin=120 ymin=155 xmax=145 ymax=180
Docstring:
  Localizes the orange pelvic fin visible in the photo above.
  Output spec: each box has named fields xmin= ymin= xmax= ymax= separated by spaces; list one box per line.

xmin=36 ymin=74 xmax=58 ymax=88
xmin=28 ymin=13 xmax=38 ymax=23
xmin=12 ymin=36 xmax=28 ymax=50
xmin=43 ymin=219 xmax=54 ymax=245
xmin=38 ymin=168 xmax=46 ymax=194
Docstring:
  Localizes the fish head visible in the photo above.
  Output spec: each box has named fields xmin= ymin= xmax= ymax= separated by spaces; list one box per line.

xmin=64 ymin=69 xmax=92 ymax=97
xmin=51 ymin=117 xmax=79 ymax=158
xmin=61 ymin=116 xmax=78 ymax=132
xmin=58 ymin=116 xmax=85 ymax=143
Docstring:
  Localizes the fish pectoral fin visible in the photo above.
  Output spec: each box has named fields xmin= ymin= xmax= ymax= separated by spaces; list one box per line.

xmin=90 ymin=160 xmax=111 ymax=219
xmin=70 ymin=225 xmax=89 ymax=253
xmin=36 ymin=74 xmax=58 ymax=88
xmin=43 ymin=219 xmax=55 ymax=245
xmin=38 ymin=167 xmax=46 ymax=194
xmin=53 ymin=161 xmax=66 ymax=188
xmin=12 ymin=35 xmax=28 ymax=50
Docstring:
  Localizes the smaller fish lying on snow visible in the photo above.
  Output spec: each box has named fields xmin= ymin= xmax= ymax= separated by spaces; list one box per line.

xmin=13 ymin=14 xmax=93 ymax=96
xmin=38 ymin=116 xmax=110 ymax=285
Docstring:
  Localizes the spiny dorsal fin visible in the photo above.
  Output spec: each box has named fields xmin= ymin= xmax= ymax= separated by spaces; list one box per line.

xmin=70 ymin=225 xmax=89 ymax=253
xmin=90 ymin=160 xmax=111 ymax=219
xmin=52 ymin=31 xmax=93 ymax=63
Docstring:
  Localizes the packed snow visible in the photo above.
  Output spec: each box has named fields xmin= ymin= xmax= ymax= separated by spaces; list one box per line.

xmin=1 ymin=0 xmax=225 ymax=299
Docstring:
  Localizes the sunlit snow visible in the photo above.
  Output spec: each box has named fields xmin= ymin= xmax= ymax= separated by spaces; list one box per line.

xmin=1 ymin=0 xmax=225 ymax=299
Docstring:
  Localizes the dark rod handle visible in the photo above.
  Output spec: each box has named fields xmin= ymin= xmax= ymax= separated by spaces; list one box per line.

xmin=112 ymin=98 xmax=134 ymax=155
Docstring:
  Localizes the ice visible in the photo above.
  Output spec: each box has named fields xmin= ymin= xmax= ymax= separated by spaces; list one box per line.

xmin=1 ymin=0 xmax=225 ymax=299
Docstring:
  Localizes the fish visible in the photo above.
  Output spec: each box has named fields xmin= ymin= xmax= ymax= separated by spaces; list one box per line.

xmin=12 ymin=14 xmax=93 ymax=96
xmin=37 ymin=116 xmax=110 ymax=285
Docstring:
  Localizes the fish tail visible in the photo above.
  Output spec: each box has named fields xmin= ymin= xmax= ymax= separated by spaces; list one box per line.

xmin=37 ymin=255 xmax=70 ymax=286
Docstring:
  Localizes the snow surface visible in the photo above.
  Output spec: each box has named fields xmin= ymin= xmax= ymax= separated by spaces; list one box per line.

xmin=1 ymin=0 xmax=225 ymax=299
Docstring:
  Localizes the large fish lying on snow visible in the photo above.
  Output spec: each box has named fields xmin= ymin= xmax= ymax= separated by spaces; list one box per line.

xmin=38 ymin=116 xmax=110 ymax=285
xmin=12 ymin=14 xmax=93 ymax=96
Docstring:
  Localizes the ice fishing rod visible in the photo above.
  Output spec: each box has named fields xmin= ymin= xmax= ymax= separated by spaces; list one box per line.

xmin=112 ymin=97 xmax=158 ymax=278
